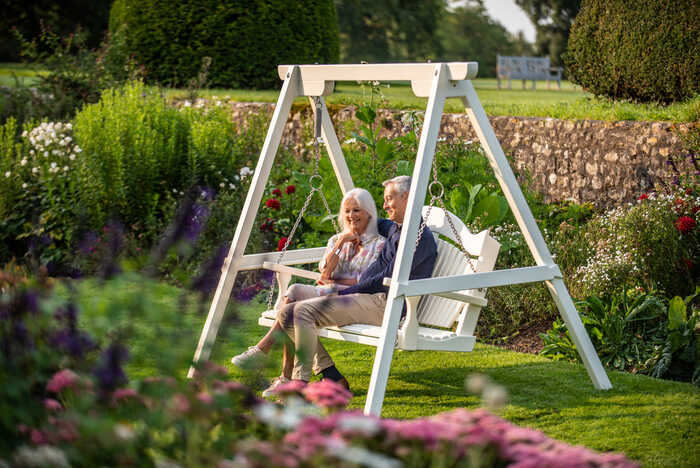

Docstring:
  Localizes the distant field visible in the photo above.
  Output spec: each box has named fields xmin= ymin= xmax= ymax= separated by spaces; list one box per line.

xmin=3 ymin=62 xmax=697 ymax=122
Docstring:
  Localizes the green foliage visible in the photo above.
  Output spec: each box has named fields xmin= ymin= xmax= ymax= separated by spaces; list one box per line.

xmin=0 ymin=0 xmax=111 ymax=62
xmin=110 ymin=0 xmax=340 ymax=89
xmin=516 ymin=0 xmax=581 ymax=68
xmin=438 ymin=2 xmax=521 ymax=77
xmin=540 ymin=290 xmax=667 ymax=372
xmin=650 ymin=287 xmax=700 ymax=385
xmin=335 ymin=0 xmax=444 ymax=63
xmin=565 ymin=0 xmax=700 ymax=103
xmin=448 ymin=183 xmax=508 ymax=228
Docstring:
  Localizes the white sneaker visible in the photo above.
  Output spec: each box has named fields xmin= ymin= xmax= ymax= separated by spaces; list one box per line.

xmin=262 ymin=375 xmax=290 ymax=398
xmin=231 ymin=345 xmax=265 ymax=367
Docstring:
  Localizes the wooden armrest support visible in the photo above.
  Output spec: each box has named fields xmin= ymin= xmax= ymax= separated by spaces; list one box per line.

xmin=262 ymin=262 xmax=321 ymax=281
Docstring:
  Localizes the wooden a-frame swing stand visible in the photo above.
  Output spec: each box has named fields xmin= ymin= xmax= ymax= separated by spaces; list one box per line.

xmin=189 ymin=62 xmax=612 ymax=416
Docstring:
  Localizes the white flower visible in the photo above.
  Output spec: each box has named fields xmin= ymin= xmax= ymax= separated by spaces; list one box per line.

xmin=21 ymin=130 xmax=28 ymax=138
xmin=65 ymin=123 xmax=72 ymax=130
xmin=482 ymin=383 xmax=508 ymax=409
xmin=13 ymin=445 xmax=69 ymax=468
xmin=239 ymin=166 xmax=253 ymax=178
xmin=229 ymin=183 xmax=235 ymax=189
xmin=337 ymin=414 xmax=380 ymax=436
xmin=114 ymin=424 xmax=136 ymax=441
xmin=219 ymin=182 xmax=225 ymax=188
xmin=22 ymin=183 xmax=27 ymax=189
xmin=234 ymin=175 xmax=240 ymax=181
xmin=69 ymin=154 xmax=76 ymax=161
xmin=52 ymin=149 xmax=60 ymax=155
xmin=63 ymin=166 xmax=69 ymax=172
xmin=29 ymin=150 xmax=35 ymax=155
xmin=183 ymin=100 xmax=192 ymax=107
xmin=32 ymin=167 xmax=39 ymax=174
xmin=44 ymin=151 xmax=49 ymax=157
xmin=4 ymin=171 xmax=10 ymax=178
xmin=74 ymin=147 xmax=82 ymax=153
xmin=344 ymin=137 xmax=357 ymax=144
xmin=50 ymin=162 xmax=57 ymax=169
xmin=20 ymin=158 xmax=27 ymax=166
xmin=64 ymin=136 xmax=71 ymax=143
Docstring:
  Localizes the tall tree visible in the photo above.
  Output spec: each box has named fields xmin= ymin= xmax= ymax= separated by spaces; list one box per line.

xmin=334 ymin=0 xmax=446 ymax=63
xmin=437 ymin=0 xmax=520 ymax=77
xmin=515 ymin=0 xmax=581 ymax=67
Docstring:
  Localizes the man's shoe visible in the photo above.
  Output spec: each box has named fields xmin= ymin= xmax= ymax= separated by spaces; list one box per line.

xmin=323 ymin=376 xmax=351 ymax=393
xmin=262 ymin=375 xmax=291 ymax=398
xmin=231 ymin=345 xmax=265 ymax=367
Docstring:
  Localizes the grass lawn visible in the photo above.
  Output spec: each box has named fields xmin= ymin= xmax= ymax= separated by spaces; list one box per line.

xmin=0 ymin=62 xmax=44 ymax=87
xmin=167 ymin=80 xmax=699 ymax=123
xmin=66 ymin=263 xmax=698 ymax=466
xmin=211 ymin=301 xmax=699 ymax=468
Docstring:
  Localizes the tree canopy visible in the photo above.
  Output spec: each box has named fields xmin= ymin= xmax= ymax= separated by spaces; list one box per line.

xmin=515 ymin=0 xmax=581 ymax=67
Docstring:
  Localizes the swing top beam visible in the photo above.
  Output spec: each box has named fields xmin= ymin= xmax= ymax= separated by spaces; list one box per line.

xmin=278 ymin=62 xmax=479 ymax=97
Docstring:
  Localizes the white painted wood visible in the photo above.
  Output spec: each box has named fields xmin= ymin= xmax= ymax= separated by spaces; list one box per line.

xmin=274 ymin=271 xmax=291 ymax=310
xmin=546 ymin=278 xmax=612 ymax=389
xmin=399 ymin=265 xmax=560 ymax=298
xmin=262 ymin=262 xmax=321 ymax=281
xmin=315 ymin=97 xmax=354 ymax=194
xmin=278 ymin=62 xmax=478 ymax=83
xmin=365 ymin=63 xmax=449 ymax=416
xmin=188 ymin=66 xmax=301 ymax=378
xmin=238 ymin=247 xmax=326 ymax=270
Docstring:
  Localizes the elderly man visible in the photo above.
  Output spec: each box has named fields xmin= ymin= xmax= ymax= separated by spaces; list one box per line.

xmin=277 ymin=175 xmax=438 ymax=388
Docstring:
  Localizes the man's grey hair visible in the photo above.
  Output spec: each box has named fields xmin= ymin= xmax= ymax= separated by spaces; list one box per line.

xmin=382 ymin=175 xmax=412 ymax=195
xmin=338 ymin=188 xmax=379 ymax=236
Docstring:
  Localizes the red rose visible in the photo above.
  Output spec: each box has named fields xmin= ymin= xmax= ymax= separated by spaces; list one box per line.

xmin=277 ymin=237 xmax=288 ymax=251
xmin=285 ymin=185 xmax=296 ymax=195
xmin=682 ymin=258 xmax=694 ymax=270
xmin=272 ymin=188 xmax=282 ymax=197
xmin=638 ymin=193 xmax=648 ymax=201
xmin=675 ymin=216 xmax=696 ymax=234
xmin=265 ymin=198 xmax=281 ymax=210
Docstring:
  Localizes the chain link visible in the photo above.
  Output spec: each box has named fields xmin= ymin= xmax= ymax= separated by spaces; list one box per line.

xmin=414 ymin=151 xmax=479 ymax=276
xmin=267 ymin=96 xmax=339 ymax=310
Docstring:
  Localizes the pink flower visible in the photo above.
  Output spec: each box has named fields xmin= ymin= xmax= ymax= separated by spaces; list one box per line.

xmin=302 ymin=379 xmax=352 ymax=410
xmin=197 ymin=391 xmax=214 ymax=405
xmin=273 ymin=380 xmax=307 ymax=397
xmin=46 ymin=369 xmax=79 ymax=393
xmin=43 ymin=398 xmax=63 ymax=412
xmin=30 ymin=428 xmax=46 ymax=444
xmin=112 ymin=388 xmax=139 ymax=405
xmin=675 ymin=216 xmax=695 ymax=234
xmin=169 ymin=393 xmax=190 ymax=414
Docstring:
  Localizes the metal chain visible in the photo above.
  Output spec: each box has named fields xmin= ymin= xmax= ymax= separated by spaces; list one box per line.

xmin=414 ymin=153 xmax=479 ymax=275
xmin=267 ymin=96 xmax=339 ymax=310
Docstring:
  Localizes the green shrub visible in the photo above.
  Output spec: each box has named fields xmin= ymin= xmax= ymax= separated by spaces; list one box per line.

xmin=565 ymin=0 xmax=700 ymax=103
xmin=109 ymin=0 xmax=340 ymax=89
xmin=540 ymin=290 xmax=667 ymax=372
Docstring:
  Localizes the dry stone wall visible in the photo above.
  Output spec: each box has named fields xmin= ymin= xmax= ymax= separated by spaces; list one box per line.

xmin=230 ymin=102 xmax=694 ymax=208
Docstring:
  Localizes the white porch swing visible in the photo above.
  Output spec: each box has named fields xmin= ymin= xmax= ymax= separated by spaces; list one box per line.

xmin=189 ymin=62 xmax=612 ymax=417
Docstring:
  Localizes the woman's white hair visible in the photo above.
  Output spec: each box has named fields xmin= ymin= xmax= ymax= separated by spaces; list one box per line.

xmin=338 ymin=188 xmax=379 ymax=236
xmin=382 ymin=175 xmax=412 ymax=195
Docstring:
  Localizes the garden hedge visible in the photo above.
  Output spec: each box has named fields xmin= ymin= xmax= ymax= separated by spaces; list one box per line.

xmin=565 ymin=0 xmax=699 ymax=103
xmin=109 ymin=0 xmax=340 ymax=89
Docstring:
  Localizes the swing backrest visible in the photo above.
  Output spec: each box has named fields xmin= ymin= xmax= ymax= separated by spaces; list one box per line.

xmin=415 ymin=207 xmax=501 ymax=329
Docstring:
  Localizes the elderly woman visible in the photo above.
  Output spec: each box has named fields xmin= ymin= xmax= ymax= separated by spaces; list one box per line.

xmin=232 ymin=188 xmax=384 ymax=395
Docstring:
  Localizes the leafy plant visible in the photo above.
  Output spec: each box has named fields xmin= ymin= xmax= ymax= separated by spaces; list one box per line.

xmin=540 ymin=289 xmax=667 ymax=372
xmin=448 ymin=183 xmax=508 ymax=228
xmin=650 ymin=287 xmax=699 ymax=385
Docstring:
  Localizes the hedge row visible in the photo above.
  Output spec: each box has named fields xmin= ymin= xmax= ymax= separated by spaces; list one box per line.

xmin=109 ymin=0 xmax=339 ymax=89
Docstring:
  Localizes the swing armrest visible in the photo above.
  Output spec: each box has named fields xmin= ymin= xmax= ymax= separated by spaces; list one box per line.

xmin=262 ymin=262 xmax=321 ymax=281
xmin=382 ymin=277 xmax=487 ymax=307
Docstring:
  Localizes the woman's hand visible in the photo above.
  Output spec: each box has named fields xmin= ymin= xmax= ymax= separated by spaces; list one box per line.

xmin=317 ymin=274 xmax=333 ymax=286
xmin=336 ymin=232 xmax=360 ymax=250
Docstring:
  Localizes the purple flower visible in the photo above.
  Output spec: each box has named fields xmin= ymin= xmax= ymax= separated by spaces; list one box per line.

xmin=93 ymin=343 xmax=129 ymax=392
xmin=52 ymin=304 xmax=96 ymax=358
xmin=191 ymin=245 xmax=227 ymax=296
xmin=184 ymin=203 xmax=210 ymax=242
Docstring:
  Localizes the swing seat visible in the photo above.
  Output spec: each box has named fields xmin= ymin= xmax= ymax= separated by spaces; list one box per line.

xmin=257 ymin=206 xmax=500 ymax=352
